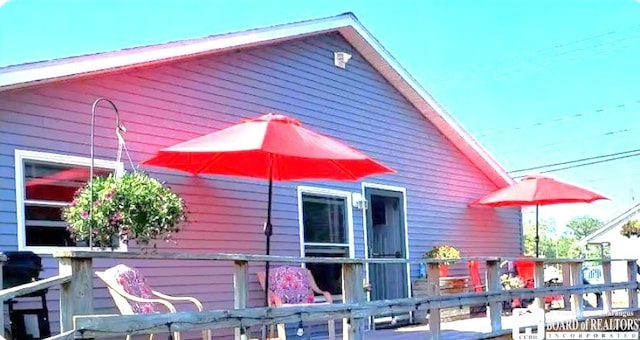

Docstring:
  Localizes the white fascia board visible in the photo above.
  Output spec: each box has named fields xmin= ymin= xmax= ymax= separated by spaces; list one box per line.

xmin=346 ymin=21 xmax=514 ymax=187
xmin=0 ymin=15 xmax=355 ymax=90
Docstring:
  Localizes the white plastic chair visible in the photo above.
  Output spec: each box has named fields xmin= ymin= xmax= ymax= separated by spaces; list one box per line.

xmin=96 ymin=264 xmax=211 ymax=340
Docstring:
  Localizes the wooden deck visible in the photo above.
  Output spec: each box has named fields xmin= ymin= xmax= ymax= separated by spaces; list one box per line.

xmin=314 ymin=307 xmax=631 ymax=340
xmin=3 ymin=252 xmax=639 ymax=340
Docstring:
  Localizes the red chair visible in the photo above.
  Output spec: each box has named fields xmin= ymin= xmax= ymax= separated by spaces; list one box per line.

xmin=467 ymin=261 xmax=486 ymax=292
xmin=514 ymin=260 xmax=563 ymax=309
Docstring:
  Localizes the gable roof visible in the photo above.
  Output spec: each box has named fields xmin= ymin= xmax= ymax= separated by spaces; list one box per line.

xmin=579 ymin=202 xmax=640 ymax=245
xmin=0 ymin=13 xmax=513 ymax=188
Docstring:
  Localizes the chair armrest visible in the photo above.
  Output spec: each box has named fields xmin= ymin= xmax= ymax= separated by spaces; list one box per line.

xmin=152 ymin=290 xmax=205 ymax=311
xmin=111 ymin=289 xmax=177 ymax=312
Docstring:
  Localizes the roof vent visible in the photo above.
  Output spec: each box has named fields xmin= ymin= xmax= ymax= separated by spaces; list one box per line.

xmin=334 ymin=52 xmax=352 ymax=69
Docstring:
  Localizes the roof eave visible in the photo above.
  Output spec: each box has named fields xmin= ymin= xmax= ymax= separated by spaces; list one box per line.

xmin=0 ymin=13 xmax=513 ymax=188
xmin=0 ymin=15 xmax=355 ymax=92
xmin=340 ymin=23 xmax=513 ymax=188
xmin=579 ymin=202 xmax=640 ymax=245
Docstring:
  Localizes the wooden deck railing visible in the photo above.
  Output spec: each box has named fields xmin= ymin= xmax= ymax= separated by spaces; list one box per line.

xmin=1 ymin=252 xmax=639 ymax=340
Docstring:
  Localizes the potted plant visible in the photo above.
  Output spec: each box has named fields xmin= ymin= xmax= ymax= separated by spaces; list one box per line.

xmin=63 ymin=172 xmax=187 ymax=250
xmin=501 ymin=274 xmax=527 ymax=309
xmin=424 ymin=244 xmax=461 ymax=277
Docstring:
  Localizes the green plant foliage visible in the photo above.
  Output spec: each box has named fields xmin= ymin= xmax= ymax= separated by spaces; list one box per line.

xmin=621 ymin=219 xmax=640 ymax=238
xmin=425 ymin=245 xmax=460 ymax=264
xmin=500 ymin=274 xmax=524 ymax=290
xmin=63 ymin=172 xmax=186 ymax=249
xmin=566 ymin=215 xmax=604 ymax=240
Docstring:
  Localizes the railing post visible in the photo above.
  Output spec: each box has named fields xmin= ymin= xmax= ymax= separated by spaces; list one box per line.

xmin=485 ymin=259 xmax=502 ymax=333
xmin=569 ymin=261 xmax=584 ymax=320
xmin=602 ymin=260 xmax=612 ymax=314
xmin=533 ymin=260 xmax=545 ymax=310
xmin=561 ymin=263 xmax=571 ymax=309
xmin=343 ymin=262 xmax=365 ymax=340
xmin=234 ymin=260 xmax=249 ymax=340
xmin=627 ymin=260 xmax=638 ymax=309
xmin=427 ymin=262 xmax=440 ymax=340
xmin=0 ymin=253 xmax=5 ymax=337
xmin=57 ymin=254 xmax=93 ymax=332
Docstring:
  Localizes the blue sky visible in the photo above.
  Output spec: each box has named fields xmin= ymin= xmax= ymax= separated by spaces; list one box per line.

xmin=2 ymin=0 xmax=640 ymax=231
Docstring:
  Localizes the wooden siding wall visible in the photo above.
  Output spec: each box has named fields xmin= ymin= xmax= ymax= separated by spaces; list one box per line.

xmin=0 ymin=32 xmax=521 ymax=337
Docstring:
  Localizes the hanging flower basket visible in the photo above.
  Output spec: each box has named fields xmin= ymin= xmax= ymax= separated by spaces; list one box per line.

xmin=621 ymin=219 xmax=640 ymax=238
xmin=63 ymin=172 xmax=187 ymax=249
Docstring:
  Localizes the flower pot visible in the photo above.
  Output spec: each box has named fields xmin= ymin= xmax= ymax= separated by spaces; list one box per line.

xmin=439 ymin=264 xmax=449 ymax=277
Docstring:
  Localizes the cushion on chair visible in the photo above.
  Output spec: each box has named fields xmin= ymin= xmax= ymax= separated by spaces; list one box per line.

xmin=268 ymin=266 xmax=314 ymax=304
xmin=104 ymin=264 xmax=158 ymax=314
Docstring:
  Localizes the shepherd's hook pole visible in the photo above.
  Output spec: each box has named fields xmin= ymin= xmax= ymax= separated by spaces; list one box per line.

xmin=89 ymin=98 xmax=123 ymax=249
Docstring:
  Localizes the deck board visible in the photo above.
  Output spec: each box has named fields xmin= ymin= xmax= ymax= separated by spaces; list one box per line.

xmin=312 ymin=307 xmax=627 ymax=340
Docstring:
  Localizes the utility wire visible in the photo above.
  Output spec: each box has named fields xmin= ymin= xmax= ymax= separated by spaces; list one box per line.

xmin=509 ymin=148 xmax=640 ymax=173
xmin=431 ymin=24 xmax=640 ymax=91
xmin=496 ymin=126 xmax=640 ymax=156
xmin=511 ymin=151 xmax=640 ymax=178
xmin=476 ymin=100 xmax=638 ymax=139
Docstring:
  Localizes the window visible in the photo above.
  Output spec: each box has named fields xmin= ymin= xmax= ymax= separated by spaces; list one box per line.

xmin=298 ymin=187 xmax=353 ymax=296
xmin=15 ymin=150 xmax=123 ymax=252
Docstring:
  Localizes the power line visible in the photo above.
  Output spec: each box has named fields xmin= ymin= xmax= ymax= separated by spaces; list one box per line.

xmin=430 ymin=24 xmax=640 ymax=91
xmin=509 ymin=148 xmax=640 ymax=173
xmin=476 ymin=100 xmax=639 ymax=139
xmin=511 ymin=151 xmax=640 ymax=178
xmin=496 ymin=126 xmax=640 ymax=156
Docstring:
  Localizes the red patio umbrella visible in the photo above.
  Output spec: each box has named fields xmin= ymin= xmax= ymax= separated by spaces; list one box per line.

xmin=142 ymin=113 xmax=395 ymax=302
xmin=472 ymin=174 xmax=608 ymax=257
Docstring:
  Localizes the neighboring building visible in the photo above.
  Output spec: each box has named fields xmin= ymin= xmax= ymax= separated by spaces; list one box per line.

xmin=580 ymin=203 xmax=640 ymax=305
xmin=0 ymin=13 xmax=521 ymax=337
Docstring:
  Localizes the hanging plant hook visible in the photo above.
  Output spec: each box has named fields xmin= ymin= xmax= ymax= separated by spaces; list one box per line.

xmin=89 ymin=97 xmax=123 ymax=249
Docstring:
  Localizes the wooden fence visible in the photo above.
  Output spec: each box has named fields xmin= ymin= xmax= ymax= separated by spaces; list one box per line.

xmin=1 ymin=251 xmax=639 ymax=340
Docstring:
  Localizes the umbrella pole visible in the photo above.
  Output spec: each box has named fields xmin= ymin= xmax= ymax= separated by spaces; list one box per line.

xmin=262 ymin=176 xmax=274 ymax=340
xmin=535 ymin=205 xmax=540 ymax=258
xmin=264 ymin=176 xmax=273 ymax=301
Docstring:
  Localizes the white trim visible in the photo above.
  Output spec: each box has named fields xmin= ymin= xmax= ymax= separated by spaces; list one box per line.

xmin=304 ymin=242 xmax=351 ymax=248
xmin=361 ymin=182 xmax=412 ymax=302
xmin=14 ymin=149 xmax=125 ymax=254
xmin=297 ymin=185 xmax=355 ymax=259
xmin=579 ymin=202 xmax=640 ymax=245
xmin=23 ymin=200 xmax=69 ymax=207
xmin=0 ymin=14 xmax=511 ymax=188
xmin=0 ymin=15 xmax=353 ymax=90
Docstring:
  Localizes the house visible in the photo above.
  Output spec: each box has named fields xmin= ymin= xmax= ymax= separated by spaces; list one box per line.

xmin=580 ymin=202 xmax=640 ymax=297
xmin=0 ymin=13 xmax=521 ymax=338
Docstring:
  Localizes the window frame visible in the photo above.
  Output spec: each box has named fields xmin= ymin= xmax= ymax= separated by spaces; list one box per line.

xmin=15 ymin=149 xmax=125 ymax=253
xmin=297 ymin=185 xmax=355 ymax=300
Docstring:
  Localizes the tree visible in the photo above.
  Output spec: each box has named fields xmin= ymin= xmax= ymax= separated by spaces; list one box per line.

xmin=565 ymin=215 xmax=604 ymax=240
xmin=523 ymin=219 xmax=581 ymax=258
xmin=523 ymin=219 xmax=557 ymax=258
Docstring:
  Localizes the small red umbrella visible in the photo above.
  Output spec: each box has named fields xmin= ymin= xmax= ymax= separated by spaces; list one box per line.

xmin=143 ymin=113 xmax=395 ymax=301
xmin=472 ymin=174 xmax=608 ymax=257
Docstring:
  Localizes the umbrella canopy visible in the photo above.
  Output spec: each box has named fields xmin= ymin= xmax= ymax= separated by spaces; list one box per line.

xmin=143 ymin=113 xmax=393 ymax=180
xmin=474 ymin=175 xmax=608 ymax=207
xmin=143 ymin=113 xmax=395 ymax=304
xmin=472 ymin=174 xmax=608 ymax=257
